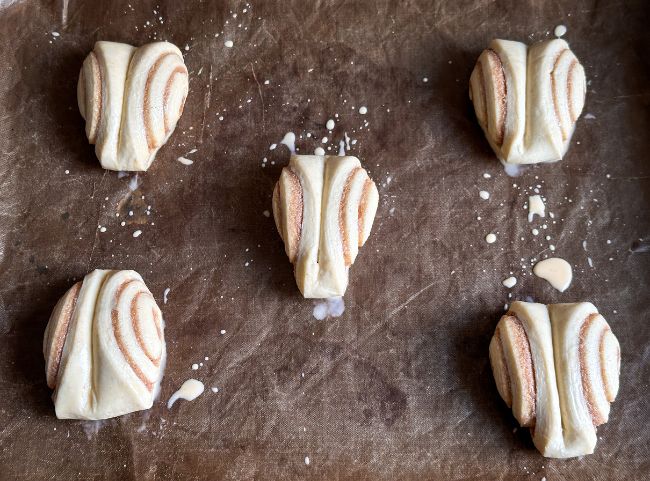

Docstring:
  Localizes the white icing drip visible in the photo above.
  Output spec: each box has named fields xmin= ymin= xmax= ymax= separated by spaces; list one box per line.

xmin=500 ymin=160 xmax=527 ymax=177
xmin=502 ymin=276 xmax=517 ymax=288
xmin=312 ymin=297 xmax=345 ymax=320
xmin=338 ymin=140 xmax=345 ymax=156
xmin=314 ymin=147 xmax=325 ymax=155
xmin=128 ymin=174 xmax=140 ymax=191
xmin=167 ymin=379 xmax=205 ymax=409
xmin=528 ymin=195 xmax=546 ymax=222
xmin=177 ymin=156 xmax=193 ymax=165
xmin=344 ymin=132 xmax=351 ymax=151
xmin=163 ymin=287 xmax=170 ymax=304
xmin=533 ymin=257 xmax=573 ymax=292
xmin=280 ymin=132 xmax=296 ymax=154
xmin=81 ymin=421 xmax=105 ymax=439
xmin=554 ymin=25 xmax=567 ymax=37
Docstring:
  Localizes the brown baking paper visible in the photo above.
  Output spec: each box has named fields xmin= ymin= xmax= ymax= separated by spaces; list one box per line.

xmin=0 ymin=0 xmax=649 ymax=479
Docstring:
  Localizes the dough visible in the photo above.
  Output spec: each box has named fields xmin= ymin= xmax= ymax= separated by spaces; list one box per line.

xmin=489 ymin=301 xmax=620 ymax=458
xmin=469 ymin=39 xmax=586 ymax=165
xmin=43 ymin=269 xmax=166 ymax=420
xmin=77 ymin=41 xmax=188 ymax=171
xmin=272 ymin=155 xmax=379 ymax=298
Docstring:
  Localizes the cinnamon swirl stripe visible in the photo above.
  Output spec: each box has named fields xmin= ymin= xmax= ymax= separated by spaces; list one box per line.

xmin=577 ymin=313 xmax=621 ymax=426
xmin=339 ymin=167 xmax=378 ymax=266
xmin=110 ymin=275 xmax=164 ymax=392
xmin=489 ymin=314 xmax=537 ymax=427
xmin=77 ymin=52 xmax=102 ymax=143
xmin=78 ymin=41 xmax=188 ymax=171
xmin=136 ymin=47 xmax=188 ymax=154
xmin=43 ymin=269 xmax=166 ymax=420
xmin=470 ymin=45 xmax=512 ymax=149
xmin=550 ymin=48 xmax=586 ymax=141
xmin=43 ymin=281 xmax=82 ymax=389
xmin=273 ymin=167 xmax=304 ymax=263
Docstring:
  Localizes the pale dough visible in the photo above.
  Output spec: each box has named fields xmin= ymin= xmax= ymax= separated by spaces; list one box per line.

xmin=43 ymin=269 xmax=166 ymax=420
xmin=489 ymin=301 xmax=620 ymax=458
xmin=77 ymin=41 xmax=188 ymax=171
xmin=272 ymin=155 xmax=379 ymax=298
xmin=469 ymin=39 xmax=586 ymax=165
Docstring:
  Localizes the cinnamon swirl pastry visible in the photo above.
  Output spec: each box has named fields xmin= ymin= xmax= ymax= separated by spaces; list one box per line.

xmin=469 ymin=39 xmax=586 ymax=165
xmin=78 ymin=41 xmax=188 ymax=171
xmin=272 ymin=155 xmax=379 ymax=298
xmin=489 ymin=301 xmax=620 ymax=458
xmin=43 ymin=270 xmax=166 ymax=420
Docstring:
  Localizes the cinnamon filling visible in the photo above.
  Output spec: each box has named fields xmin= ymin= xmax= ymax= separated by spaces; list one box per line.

xmin=163 ymin=65 xmax=188 ymax=133
xmin=284 ymin=168 xmax=303 ymax=263
xmin=485 ymin=49 xmax=507 ymax=146
xmin=87 ymin=52 xmax=103 ymax=143
xmin=112 ymin=279 xmax=155 ymax=392
xmin=551 ymin=49 xmax=571 ymax=141
xmin=339 ymin=168 xmax=362 ymax=266
xmin=144 ymin=53 xmax=184 ymax=151
xmin=505 ymin=314 xmax=536 ymax=426
xmin=579 ymin=313 xmax=605 ymax=426
xmin=358 ymin=177 xmax=374 ymax=247
xmin=131 ymin=292 xmax=163 ymax=366
xmin=47 ymin=281 xmax=82 ymax=389
xmin=495 ymin=326 xmax=513 ymax=406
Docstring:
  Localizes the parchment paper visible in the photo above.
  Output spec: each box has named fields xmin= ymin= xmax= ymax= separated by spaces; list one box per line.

xmin=1 ymin=0 xmax=649 ymax=479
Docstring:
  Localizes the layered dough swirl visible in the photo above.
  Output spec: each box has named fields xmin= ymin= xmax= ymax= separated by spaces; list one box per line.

xmin=43 ymin=270 xmax=166 ymax=420
xmin=490 ymin=301 xmax=620 ymax=458
xmin=77 ymin=41 xmax=188 ymax=171
xmin=272 ymin=155 xmax=379 ymax=298
xmin=469 ymin=39 xmax=586 ymax=165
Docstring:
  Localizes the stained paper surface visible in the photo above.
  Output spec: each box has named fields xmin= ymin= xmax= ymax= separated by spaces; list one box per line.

xmin=0 ymin=0 xmax=648 ymax=480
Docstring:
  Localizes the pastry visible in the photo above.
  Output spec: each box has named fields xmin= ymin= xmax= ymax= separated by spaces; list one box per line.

xmin=469 ymin=39 xmax=586 ymax=165
xmin=489 ymin=301 xmax=620 ymax=458
xmin=77 ymin=41 xmax=188 ymax=171
xmin=43 ymin=269 xmax=166 ymax=420
xmin=272 ymin=155 xmax=379 ymax=298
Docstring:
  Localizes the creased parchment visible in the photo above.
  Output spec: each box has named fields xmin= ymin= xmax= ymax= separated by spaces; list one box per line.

xmin=0 ymin=0 xmax=648 ymax=480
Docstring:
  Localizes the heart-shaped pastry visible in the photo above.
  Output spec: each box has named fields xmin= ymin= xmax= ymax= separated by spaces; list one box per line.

xmin=77 ymin=41 xmax=188 ymax=171
xmin=43 ymin=269 xmax=166 ymax=420
xmin=272 ymin=155 xmax=379 ymax=298
xmin=469 ymin=39 xmax=586 ymax=165
xmin=489 ymin=301 xmax=620 ymax=458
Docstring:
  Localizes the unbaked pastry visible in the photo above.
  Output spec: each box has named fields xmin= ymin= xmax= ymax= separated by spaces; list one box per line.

xmin=43 ymin=269 xmax=166 ymax=420
xmin=77 ymin=41 xmax=188 ymax=171
xmin=489 ymin=301 xmax=620 ymax=458
xmin=272 ymin=155 xmax=379 ymax=298
xmin=469 ymin=39 xmax=586 ymax=165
